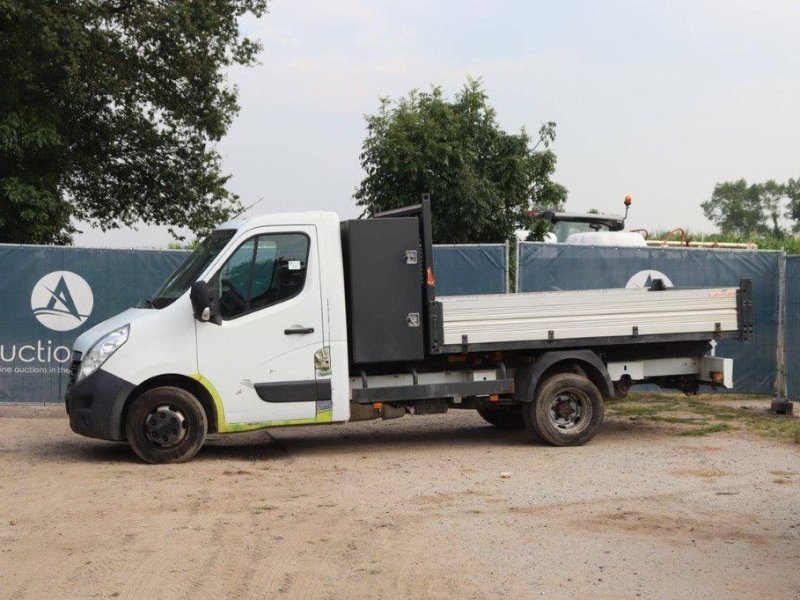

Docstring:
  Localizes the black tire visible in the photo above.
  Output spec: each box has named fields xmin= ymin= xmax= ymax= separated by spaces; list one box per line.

xmin=523 ymin=373 xmax=604 ymax=446
xmin=125 ymin=386 xmax=207 ymax=464
xmin=477 ymin=405 xmax=525 ymax=430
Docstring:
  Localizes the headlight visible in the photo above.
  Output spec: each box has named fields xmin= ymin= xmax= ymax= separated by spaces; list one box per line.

xmin=77 ymin=325 xmax=130 ymax=382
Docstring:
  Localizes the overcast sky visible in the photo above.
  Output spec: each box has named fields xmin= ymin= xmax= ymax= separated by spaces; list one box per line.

xmin=76 ymin=0 xmax=800 ymax=248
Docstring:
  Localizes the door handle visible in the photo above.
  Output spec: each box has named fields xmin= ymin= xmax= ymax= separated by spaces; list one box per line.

xmin=284 ymin=326 xmax=315 ymax=335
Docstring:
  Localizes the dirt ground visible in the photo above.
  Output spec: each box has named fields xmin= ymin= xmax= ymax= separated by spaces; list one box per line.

xmin=1 ymin=399 xmax=799 ymax=599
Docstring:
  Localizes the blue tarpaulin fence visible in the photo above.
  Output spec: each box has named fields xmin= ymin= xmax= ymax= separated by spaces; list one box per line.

xmin=433 ymin=244 xmax=508 ymax=296
xmin=0 ymin=243 xmax=508 ymax=403
xmin=0 ymin=245 xmax=188 ymax=404
xmin=2 ymin=239 xmax=797 ymax=403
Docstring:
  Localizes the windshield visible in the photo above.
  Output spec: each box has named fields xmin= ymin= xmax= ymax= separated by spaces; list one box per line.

xmin=553 ymin=221 xmax=612 ymax=242
xmin=142 ymin=229 xmax=236 ymax=309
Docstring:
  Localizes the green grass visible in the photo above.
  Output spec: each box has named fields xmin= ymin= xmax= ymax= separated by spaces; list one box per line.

xmin=679 ymin=423 xmax=733 ymax=437
xmin=606 ymin=392 xmax=800 ymax=443
xmin=647 ymin=416 xmax=706 ymax=425
xmin=603 ymin=400 xmax=680 ymax=416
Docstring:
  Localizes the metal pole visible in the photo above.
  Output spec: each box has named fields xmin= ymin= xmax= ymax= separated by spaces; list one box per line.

xmin=772 ymin=249 xmax=793 ymax=414
xmin=515 ymin=240 xmax=522 ymax=293
xmin=504 ymin=239 xmax=510 ymax=294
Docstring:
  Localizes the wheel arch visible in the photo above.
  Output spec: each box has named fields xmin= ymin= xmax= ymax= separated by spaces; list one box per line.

xmin=120 ymin=374 xmax=219 ymax=438
xmin=517 ymin=350 xmax=614 ymax=402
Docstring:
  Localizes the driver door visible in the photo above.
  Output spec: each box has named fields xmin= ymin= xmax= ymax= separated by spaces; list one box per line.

xmin=195 ymin=225 xmax=326 ymax=425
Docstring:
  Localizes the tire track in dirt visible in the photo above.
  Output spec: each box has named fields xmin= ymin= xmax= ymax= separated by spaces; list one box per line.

xmin=290 ymin=508 xmax=352 ymax=599
xmin=243 ymin=521 xmax=311 ymax=600
xmin=237 ymin=487 xmax=349 ymax=598
xmin=226 ymin=512 xmax=266 ymax=599
xmin=117 ymin=543 xmax=177 ymax=600
xmin=5 ymin=578 xmax=32 ymax=600
xmin=180 ymin=517 xmax=228 ymax=600
xmin=116 ymin=504 xmax=218 ymax=600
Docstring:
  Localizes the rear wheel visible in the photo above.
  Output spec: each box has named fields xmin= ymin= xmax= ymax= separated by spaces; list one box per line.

xmin=125 ymin=386 xmax=207 ymax=464
xmin=524 ymin=373 xmax=604 ymax=446
xmin=477 ymin=405 xmax=525 ymax=430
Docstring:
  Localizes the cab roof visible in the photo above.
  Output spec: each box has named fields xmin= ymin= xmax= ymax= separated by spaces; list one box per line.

xmin=217 ymin=211 xmax=341 ymax=232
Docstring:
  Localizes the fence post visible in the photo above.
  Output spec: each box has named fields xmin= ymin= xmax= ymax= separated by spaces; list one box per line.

xmin=772 ymin=249 xmax=793 ymax=414
xmin=504 ymin=240 xmax=510 ymax=293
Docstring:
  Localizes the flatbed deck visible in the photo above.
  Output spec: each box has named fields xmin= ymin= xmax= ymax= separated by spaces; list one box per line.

xmin=440 ymin=286 xmax=743 ymax=348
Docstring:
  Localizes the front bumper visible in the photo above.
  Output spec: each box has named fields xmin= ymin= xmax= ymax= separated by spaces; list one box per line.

xmin=66 ymin=370 xmax=135 ymax=441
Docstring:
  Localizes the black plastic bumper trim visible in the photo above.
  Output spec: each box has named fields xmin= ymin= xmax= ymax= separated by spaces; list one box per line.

xmin=255 ymin=380 xmax=331 ymax=403
xmin=66 ymin=369 xmax=135 ymax=441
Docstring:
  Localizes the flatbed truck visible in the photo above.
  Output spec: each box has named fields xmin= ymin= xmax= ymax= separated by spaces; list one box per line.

xmin=66 ymin=198 xmax=753 ymax=463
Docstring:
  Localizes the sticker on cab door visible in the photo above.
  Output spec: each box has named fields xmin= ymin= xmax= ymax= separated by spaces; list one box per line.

xmin=314 ymin=346 xmax=331 ymax=377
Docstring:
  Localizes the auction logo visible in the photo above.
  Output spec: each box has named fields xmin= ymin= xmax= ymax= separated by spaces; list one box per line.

xmin=30 ymin=271 xmax=94 ymax=332
xmin=625 ymin=270 xmax=673 ymax=289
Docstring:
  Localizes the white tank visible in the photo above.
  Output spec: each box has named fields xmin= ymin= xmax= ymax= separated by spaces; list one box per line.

xmin=564 ymin=231 xmax=647 ymax=247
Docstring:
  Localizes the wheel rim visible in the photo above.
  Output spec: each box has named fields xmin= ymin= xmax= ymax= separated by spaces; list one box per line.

xmin=145 ymin=405 xmax=188 ymax=448
xmin=547 ymin=388 xmax=590 ymax=432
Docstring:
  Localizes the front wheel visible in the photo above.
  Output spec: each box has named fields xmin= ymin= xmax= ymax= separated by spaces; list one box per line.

xmin=125 ymin=386 xmax=207 ymax=464
xmin=523 ymin=373 xmax=604 ymax=446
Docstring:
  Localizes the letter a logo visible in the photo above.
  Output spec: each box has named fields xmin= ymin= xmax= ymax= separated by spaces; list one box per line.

xmin=31 ymin=271 xmax=94 ymax=331
xmin=625 ymin=270 xmax=673 ymax=289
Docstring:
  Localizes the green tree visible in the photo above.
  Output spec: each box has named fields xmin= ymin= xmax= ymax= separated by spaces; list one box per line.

xmin=760 ymin=179 xmax=787 ymax=237
xmin=702 ymin=178 xmax=797 ymax=237
xmin=785 ymin=177 xmax=800 ymax=233
xmin=0 ymin=0 xmax=268 ymax=245
xmin=701 ymin=179 xmax=770 ymax=237
xmin=355 ymin=79 xmax=567 ymax=244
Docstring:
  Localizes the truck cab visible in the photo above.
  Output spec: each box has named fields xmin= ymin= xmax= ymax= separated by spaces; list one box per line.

xmin=67 ymin=211 xmax=352 ymax=447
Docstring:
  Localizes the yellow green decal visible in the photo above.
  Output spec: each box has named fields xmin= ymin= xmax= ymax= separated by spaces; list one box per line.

xmin=190 ymin=373 xmax=333 ymax=434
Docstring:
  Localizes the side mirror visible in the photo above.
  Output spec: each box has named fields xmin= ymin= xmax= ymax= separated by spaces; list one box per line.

xmin=190 ymin=280 xmax=218 ymax=323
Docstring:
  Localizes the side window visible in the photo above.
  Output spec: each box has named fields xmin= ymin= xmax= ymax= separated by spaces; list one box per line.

xmin=217 ymin=233 xmax=309 ymax=320
xmin=250 ymin=234 xmax=309 ymax=311
xmin=218 ymin=240 xmax=255 ymax=320
xmin=249 ymin=240 xmax=277 ymax=303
